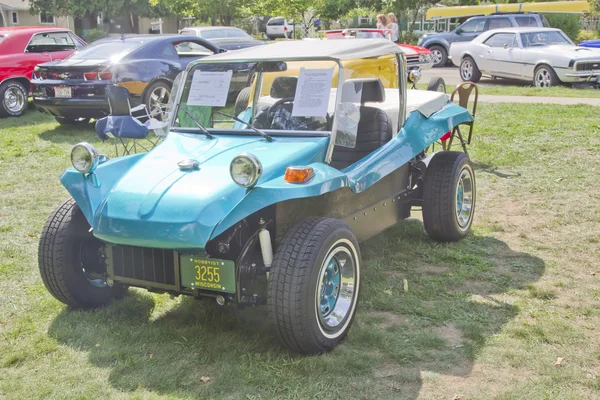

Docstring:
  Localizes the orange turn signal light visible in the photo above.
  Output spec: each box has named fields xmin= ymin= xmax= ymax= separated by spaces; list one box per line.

xmin=284 ymin=166 xmax=314 ymax=184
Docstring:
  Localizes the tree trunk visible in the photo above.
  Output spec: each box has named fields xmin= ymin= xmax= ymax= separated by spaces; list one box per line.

xmin=211 ymin=17 xmax=216 ymax=26
xmin=132 ymin=14 xmax=139 ymax=34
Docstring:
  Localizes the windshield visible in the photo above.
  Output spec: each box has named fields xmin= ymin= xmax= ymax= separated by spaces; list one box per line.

xmin=354 ymin=31 xmax=387 ymax=39
xmin=69 ymin=41 xmax=142 ymax=60
xmin=172 ymin=55 xmax=401 ymax=147
xmin=202 ymin=28 xmax=251 ymax=39
xmin=521 ymin=31 xmax=572 ymax=47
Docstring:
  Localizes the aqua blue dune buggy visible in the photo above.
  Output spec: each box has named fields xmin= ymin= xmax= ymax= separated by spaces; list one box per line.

xmin=39 ymin=39 xmax=476 ymax=354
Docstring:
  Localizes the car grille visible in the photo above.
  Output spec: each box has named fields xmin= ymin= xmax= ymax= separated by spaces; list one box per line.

xmin=576 ymin=62 xmax=600 ymax=71
xmin=406 ymin=55 xmax=420 ymax=66
xmin=109 ymin=245 xmax=176 ymax=286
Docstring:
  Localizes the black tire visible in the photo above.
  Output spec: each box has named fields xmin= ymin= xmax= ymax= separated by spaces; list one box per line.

xmin=143 ymin=81 xmax=171 ymax=120
xmin=429 ymin=45 xmax=448 ymax=68
xmin=427 ymin=77 xmax=447 ymax=93
xmin=234 ymin=87 xmax=252 ymax=116
xmin=459 ymin=56 xmax=481 ymax=83
xmin=268 ymin=217 xmax=361 ymax=354
xmin=422 ymin=151 xmax=476 ymax=242
xmin=533 ymin=64 xmax=560 ymax=88
xmin=55 ymin=117 xmax=90 ymax=125
xmin=38 ymin=198 xmax=126 ymax=309
xmin=0 ymin=79 xmax=28 ymax=117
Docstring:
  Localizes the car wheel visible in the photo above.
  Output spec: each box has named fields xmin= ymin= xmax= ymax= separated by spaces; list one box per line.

xmin=429 ymin=45 xmax=448 ymax=68
xmin=534 ymin=65 xmax=559 ymax=88
xmin=38 ymin=198 xmax=127 ymax=309
xmin=422 ymin=151 xmax=475 ymax=242
xmin=55 ymin=117 xmax=91 ymax=125
xmin=427 ymin=77 xmax=447 ymax=93
xmin=0 ymin=80 xmax=28 ymax=117
xmin=143 ymin=81 xmax=171 ymax=121
xmin=268 ymin=217 xmax=361 ymax=354
xmin=234 ymin=87 xmax=252 ymax=117
xmin=459 ymin=56 xmax=481 ymax=83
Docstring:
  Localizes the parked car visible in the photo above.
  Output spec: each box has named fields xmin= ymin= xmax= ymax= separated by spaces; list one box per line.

xmin=38 ymin=39 xmax=476 ymax=355
xmin=266 ymin=17 xmax=294 ymax=39
xmin=449 ymin=27 xmax=600 ymax=87
xmin=0 ymin=26 xmax=86 ymax=117
xmin=32 ymin=35 xmax=244 ymax=124
xmin=178 ymin=26 xmax=266 ymax=50
xmin=418 ymin=13 xmax=549 ymax=67
xmin=323 ymin=29 xmax=434 ymax=70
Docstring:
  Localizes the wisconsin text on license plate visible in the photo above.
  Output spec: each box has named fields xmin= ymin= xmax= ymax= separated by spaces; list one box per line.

xmin=54 ymin=87 xmax=72 ymax=98
xmin=180 ymin=256 xmax=236 ymax=293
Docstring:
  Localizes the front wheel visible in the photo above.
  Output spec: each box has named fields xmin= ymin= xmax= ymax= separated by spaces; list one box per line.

xmin=422 ymin=152 xmax=476 ymax=242
xmin=38 ymin=198 xmax=126 ymax=309
xmin=460 ymin=57 xmax=481 ymax=83
xmin=427 ymin=76 xmax=447 ymax=93
xmin=268 ymin=217 xmax=361 ymax=354
xmin=534 ymin=65 xmax=560 ymax=88
xmin=429 ymin=45 xmax=448 ymax=68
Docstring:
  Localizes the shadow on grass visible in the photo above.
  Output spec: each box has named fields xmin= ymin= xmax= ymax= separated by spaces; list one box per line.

xmin=473 ymin=162 xmax=521 ymax=179
xmin=48 ymin=219 xmax=544 ymax=399
xmin=38 ymin=123 xmax=98 ymax=145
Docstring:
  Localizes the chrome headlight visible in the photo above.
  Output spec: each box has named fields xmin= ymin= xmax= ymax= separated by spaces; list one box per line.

xmin=230 ymin=153 xmax=262 ymax=188
xmin=408 ymin=69 xmax=422 ymax=84
xmin=71 ymin=142 xmax=99 ymax=173
xmin=419 ymin=54 xmax=426 ymax=63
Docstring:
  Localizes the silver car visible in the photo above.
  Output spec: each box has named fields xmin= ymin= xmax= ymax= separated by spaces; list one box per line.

xmin=449 ymin=27 xmax=600 ymax=87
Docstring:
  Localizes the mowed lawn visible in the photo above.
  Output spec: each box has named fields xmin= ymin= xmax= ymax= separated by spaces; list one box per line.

xmin=1 ymin=102 xmax=599 ymax=399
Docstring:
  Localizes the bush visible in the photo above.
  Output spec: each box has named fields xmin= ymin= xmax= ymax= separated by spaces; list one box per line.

xmin=83 ymin=28 xmax=109 ymax=44
xmin=576 ymin=29 xmax=599 ymax=44
xmin=543 ymin=14 xmax=582 ymax=42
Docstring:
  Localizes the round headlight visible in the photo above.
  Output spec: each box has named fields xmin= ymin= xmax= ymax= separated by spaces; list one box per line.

xmin=230 ymin=153 xmax=262 ymax=188
xmin=419 ymin=54 xmax=426 ymax=63
xmin=71 ymin=142 xmax=99 ymax=173
xmin=408 ymin=69 xmax=422 ymax=84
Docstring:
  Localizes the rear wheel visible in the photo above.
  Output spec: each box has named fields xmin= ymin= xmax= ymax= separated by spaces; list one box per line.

xmin=0 ymin=80 xmax=28 ymax=117
xmin=460 ymin=56 xmax=481 ymax=83
xmin=38 ymin=198 xmax=126 ymax=309
xmin=534 ymin=65 xmax=559 ymax=88
xmin=422 ymin=152 xmax=476 ymax=242
xmin=427 ymin=77 xmax=447 ymax=93
xmin=429 ymin=45 xmax=448 ymax=68
xmin=234 ymin=87 xmax=252 ymax=116
xmin=143 ymin=81 xmax=171 ymax=121
xmin=268 ymin=217 xmax=361 ymax=354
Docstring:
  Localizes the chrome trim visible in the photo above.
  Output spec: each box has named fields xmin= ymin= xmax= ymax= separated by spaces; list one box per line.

xmin=177 ymin=158 xmax=200 ymax=170
xmin=325 ymin=60 xmax=345 ymax=164
xmin=564 ymin=71 xmax=600 ymax=77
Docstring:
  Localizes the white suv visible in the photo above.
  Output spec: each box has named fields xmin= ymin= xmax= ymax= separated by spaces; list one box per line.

xmin=266 ymin=17 xmax=294 ymax=40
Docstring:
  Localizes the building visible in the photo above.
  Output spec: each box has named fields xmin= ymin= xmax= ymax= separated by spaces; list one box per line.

xmin=0 ymin=0 xmax=178 ymax=35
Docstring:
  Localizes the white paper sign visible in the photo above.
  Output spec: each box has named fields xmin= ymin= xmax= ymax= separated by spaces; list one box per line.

xmin=292 ymin=68 xmax=334 ymax=117
xmin=187 ymin=70 xmax=233 ymax=107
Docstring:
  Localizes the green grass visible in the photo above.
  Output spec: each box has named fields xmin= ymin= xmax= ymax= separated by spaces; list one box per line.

xmin=1 ymin=103 xmax=600 ymax=399
xmin=418 ymin=82 xmax=600 ymax=98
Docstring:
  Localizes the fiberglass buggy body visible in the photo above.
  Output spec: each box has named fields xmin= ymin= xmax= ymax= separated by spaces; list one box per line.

xmin=39 ymin=39 xmax=476 ymax=354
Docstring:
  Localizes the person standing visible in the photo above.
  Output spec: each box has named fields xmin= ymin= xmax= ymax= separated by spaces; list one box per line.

xmin=387 ymin=13 xmax=399 ymax=43
xmin=376 ymin=14 xmax=388 ymax=31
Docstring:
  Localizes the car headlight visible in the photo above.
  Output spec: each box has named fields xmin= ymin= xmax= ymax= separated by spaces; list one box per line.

xmin=427 ymin=53 xmax=434 ymax=63
xmin=408 ymin=69 xmax=422 ymax=84
xmin=230 ymin=153 xmax=262 ymax=188
xmin=71 ymin=142 xmax=99 ymax=173
xmin=419 ymin=54 xmax=426 ymax=63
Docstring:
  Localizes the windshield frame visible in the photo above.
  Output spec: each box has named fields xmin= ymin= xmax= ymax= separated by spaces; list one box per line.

xmin=169 ymin=53 xmax=406 ymax=163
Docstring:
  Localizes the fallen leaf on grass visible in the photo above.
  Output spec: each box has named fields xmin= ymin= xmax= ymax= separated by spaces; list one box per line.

xmin=200 ymin=376 xmax=211 ymax=383
xmin=403 ymin=279 xmax=408 ymax=292
xmin=452 ymin=395 xmax=463 ymax=400
xmin=95 ymin=344 xmax=101 ymax=348
xmin=554 ymin=357 xmax=564 ymax=367
xmin=146 ymin=353 xmax=153 ymax=360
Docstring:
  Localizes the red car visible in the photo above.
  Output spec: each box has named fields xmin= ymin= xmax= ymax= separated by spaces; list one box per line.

xmin=0 ymin=26 xmax=86 ymax=117
xmin=322 ymin=29 xmax=434 ymax=70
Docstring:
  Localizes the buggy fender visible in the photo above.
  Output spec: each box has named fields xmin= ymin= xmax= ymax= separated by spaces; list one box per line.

xmin=211 ymin=103 xmax=473 ymax=239
xmin=60 ymin=153 xmax=146 ymax=226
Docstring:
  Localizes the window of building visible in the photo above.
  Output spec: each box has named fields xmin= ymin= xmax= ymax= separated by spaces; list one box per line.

xmin=11 ymin=11 xmax=18 ymax=24
xmin=40 ymin=13 xmax=55 ymax=24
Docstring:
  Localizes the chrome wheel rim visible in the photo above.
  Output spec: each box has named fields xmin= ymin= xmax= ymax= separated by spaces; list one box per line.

xmin=432 ymin=49 xmax=443 ymax=65
xmin=4 ymin=86 xmax=25 ymax=114
xmin=461 ymin=60 xmax=473 ymax=81
xmin=149 ymin=86 xmax=170 ymax=120
xmin=316 ymin=242 xmax=358 ymax=338
xmin=436 ymin=83 xmax=446 ymax=93
xmin=456 ymin=167 xmax=474 ymax=229
xmin=535 ymin=69 xmax=551 ymax=87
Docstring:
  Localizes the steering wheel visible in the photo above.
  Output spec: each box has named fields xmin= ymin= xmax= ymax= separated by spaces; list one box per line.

xmin=266 ymin=97 xmax=295 ymax=124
